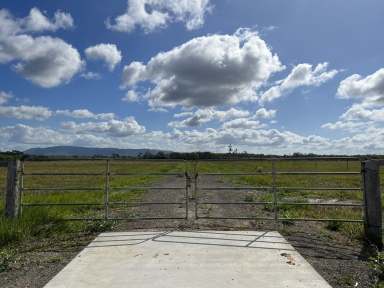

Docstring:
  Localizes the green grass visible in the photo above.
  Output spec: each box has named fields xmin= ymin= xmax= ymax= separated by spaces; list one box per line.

xmin=0 ymin=160 xmax=186 ymax=247
xmin=0 ymin=159 xmax=382 ymax=247
xmin=194 ymin=160 xmax=370 ymax=239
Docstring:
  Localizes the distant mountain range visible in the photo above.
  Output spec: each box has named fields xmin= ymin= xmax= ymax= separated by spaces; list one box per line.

xmin=24 ymin=146 xmax=167 ymax=157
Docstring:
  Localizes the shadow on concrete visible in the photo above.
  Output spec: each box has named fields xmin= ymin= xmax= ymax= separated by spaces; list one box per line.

xmin=85 ymin=230 xmax=295 ymax=251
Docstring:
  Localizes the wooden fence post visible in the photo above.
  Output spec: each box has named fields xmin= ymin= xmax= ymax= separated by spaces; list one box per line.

xmin=362 ymin=160 xmax=382 ymax=249
xmin=5 ymin=160 xmax=21 ymax=218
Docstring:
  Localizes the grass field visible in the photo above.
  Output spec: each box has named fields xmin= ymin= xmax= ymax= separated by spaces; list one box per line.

xmin=0 ymin=159 xmax=382 ymax=247
xmin=2 ymin=159 xmax=384 ymax=287
xmin=0 ymin=160 xmax=186 ymax=247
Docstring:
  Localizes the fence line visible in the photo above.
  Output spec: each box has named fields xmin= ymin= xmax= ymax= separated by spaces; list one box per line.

xmin=2 ymin=158 xmax=383 ymax=248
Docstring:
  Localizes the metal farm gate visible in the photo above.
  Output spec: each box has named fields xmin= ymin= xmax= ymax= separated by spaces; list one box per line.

xmin=193 ymin=158 xmax=363 ymax=223
xmin=3 ymin=157 xmax=383 ymax=247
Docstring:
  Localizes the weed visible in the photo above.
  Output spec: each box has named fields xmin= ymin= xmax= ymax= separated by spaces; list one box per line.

xmin=326 ymin=220 xmax=342 ymax=231
xmin=244 ymin=194 xmax=254 ymax=202
xmin=370 ymin=251 xmax=384 ymax=284
xmin=0 ymin=248 xmax=15 ymax=272
xmin=84 ymin=220 xmax=116 ymax=233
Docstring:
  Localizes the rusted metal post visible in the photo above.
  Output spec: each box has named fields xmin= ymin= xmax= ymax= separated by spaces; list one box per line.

xmin=104 ymin=159 xmax=110 ymax=220
xmin=362 ymin=160 xmax=382 ymax=249
xmin=5 ymin=160 xmax=21 ymax=218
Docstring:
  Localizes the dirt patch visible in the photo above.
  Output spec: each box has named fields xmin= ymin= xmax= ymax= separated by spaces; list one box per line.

xmin=114 ymin=174 xmax=376 ymax=288
xmin=0 ymin=233 xmax=95 ymax=288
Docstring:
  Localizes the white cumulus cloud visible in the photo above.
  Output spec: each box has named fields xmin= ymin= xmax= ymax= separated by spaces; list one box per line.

xmin=255 ymin=108 xmax=276 ymax=119
xmin=260 ymin=62 xmax=338 ymax=103
xmin=122 ymin=28 xmax=284 ymax=108
xmin=56 ymin=109 xmax=115 ymax=120
xmin=61 ymin=117 xmax=145 ymax=137
xmin=85 ymin=43 xmax=122 ymax=71
xmin=337 ymin=68 xmax=384 ymax=104
xmin=323 ymin=68 xmax=384 ymax=133
xmin=21 ymin=7 xmax=73 ymax=33
xmin=0 ymin=8 xmax=83 ymax=88
xmin=0 ymin=105 xmax=52 ymax=120
xmin=168 ymin=108 xmax=250 ymax=128
xmin=106 ymin=0 xmax=212 ymax=33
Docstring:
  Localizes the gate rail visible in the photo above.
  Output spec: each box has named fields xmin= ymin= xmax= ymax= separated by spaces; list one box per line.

xmin=194 ymin=159 xmax=364 ymax=224
xmin=18 ymin=159 xmax=189 ymax=221
xmin=2 ymin=157 xmax=383 ymax=248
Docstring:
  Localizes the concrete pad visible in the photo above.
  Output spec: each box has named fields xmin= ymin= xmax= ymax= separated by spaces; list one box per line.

xmin=44 ymin=231 xmax=331 ymax=288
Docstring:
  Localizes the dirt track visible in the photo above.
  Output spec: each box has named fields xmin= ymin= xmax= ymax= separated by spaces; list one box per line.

xmin=0 ymin=175 xmax=376 ymax=288
xmin=115 ymin=175 xmax=376 ymax=288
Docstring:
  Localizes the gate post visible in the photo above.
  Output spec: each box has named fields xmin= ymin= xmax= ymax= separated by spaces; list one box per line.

xmin=104 ymin=159 xmax=110 ymax=220
xmin=5 ymin=159 xmax=21 ymax=218
xmin=362 ymin=160 xmax=382 ymax=249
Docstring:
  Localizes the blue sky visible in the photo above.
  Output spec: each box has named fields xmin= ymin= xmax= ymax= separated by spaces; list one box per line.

xmin=1 ymin=0 xmax=384 ymax=154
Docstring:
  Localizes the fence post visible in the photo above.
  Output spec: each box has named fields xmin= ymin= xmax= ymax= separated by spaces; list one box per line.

xmin=104 ymin=160 xmax=110 ymax=220
xmin=5 ymin=159 xmax=21 ymax=218
xmin=362 ymin=160 xmax=382 ymax=249
xmin=194 ymin=173 xmax=199 ymax=220
xmin=185 ymin=171 xmax=189 ymax=220
xmin=272 ymin=159 xmax=278 ymax=228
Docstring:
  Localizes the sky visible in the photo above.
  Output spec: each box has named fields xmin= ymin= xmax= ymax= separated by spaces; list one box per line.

xmin=0 ymin=0 xmax=384 ymax=154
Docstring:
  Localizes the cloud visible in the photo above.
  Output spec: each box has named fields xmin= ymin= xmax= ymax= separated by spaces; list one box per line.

xmin=221 ymin=118 xmax=265 ymax=130
xmin=85 ymin=43 xmax=122 ymax=71
xmin=20 ymin=7 xmax=73 ymax=33
xmin=0 ymin=7 xmax=73 ymax=35
xmin=337 ymin=68 xmax=384 ymax=104
xmin=122 ymin=90 xmax=140 ymax=102
xmin=121 ymin=61 xmax=147 ymax=86
xmin=255 ymin=108 xmax=276 ymax=119
xmin=106 ymin=0 xmax=212 ymax=33
xmin=321 ymin=120 xmax=368 ymax=132
xmin=340 ymin=103 xmax=384 ymax=122
xmin=168 ymin=108 xmax=250 ymax=128
xmin=0 ymin=105 xmax=52 ymax=120
xmin=122 ymin=28 xmax=284 ymax=108
xmin=56 ymin=109 xmax=115 ymax=120
xmin=321 ymin=102 xmax=384 ymax=133
xmin=80 ymin=71 xmax=101 ymax=80
xmin=2 ymin=120 xmax=384 ymax=154
xmin=171 ymin=126 xmax=330 ymax=152
xmin=323 ymin=68 xmax=384 ymax=133
xmin=61 ymin=117 xmax=145 ymax=137
xmin=0 ymin=8 xmax=83 ymax=88
xmin=0 ymin=124 xmax=70 ymax=145
xmin=0 ymin=91 xmax=12 ymax=105
xmin=260 ymin=62 xmax=338 ymax=103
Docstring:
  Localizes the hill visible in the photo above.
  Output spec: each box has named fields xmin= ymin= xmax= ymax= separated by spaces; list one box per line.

xmin=24 ymin=146 xmax=166 ymax=157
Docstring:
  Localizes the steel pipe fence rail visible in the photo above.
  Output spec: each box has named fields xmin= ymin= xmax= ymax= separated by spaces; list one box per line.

xmin=194 ymin=159 xmax=364 ymax=224
xmin=12 ymin=158 xmax=367 ymax=223
xmin=199 ymin=172 xmax=360 ymax=175
xmin=21 ymin=202 xmax=186 ymax=207
xmin=18 ymin=159 xmax=189 ymax=221
xmin=191 ymin=157 xmax=362 ymax=162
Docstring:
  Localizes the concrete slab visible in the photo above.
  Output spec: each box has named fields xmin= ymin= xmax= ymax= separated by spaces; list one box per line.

xmin=44 ymin=231 xmax=331 ymax=288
